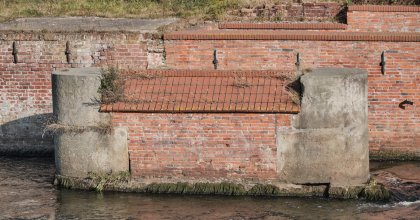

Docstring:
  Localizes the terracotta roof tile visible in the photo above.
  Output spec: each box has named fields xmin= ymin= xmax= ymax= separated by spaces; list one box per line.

xmin=100 ymin=70 xmax=300 ymax=114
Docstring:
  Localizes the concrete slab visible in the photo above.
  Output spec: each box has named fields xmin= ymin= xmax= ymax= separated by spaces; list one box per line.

xmin=0 ymin=17 xmax=178 ymax=32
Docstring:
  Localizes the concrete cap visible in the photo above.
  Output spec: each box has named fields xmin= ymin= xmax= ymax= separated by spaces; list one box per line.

xmin=53 ymin=67 xmax=101 ymax=76
xmin=303 ymin=68 xmax=367 ymax=78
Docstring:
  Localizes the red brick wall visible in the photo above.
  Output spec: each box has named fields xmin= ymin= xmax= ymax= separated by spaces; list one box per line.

xmin=112 ymin=113 xmax=292 ymax=181
xmin=165 ymin=39 xmax=420 ymax=154
xmin=0 ymin=32 xmax=152 ymax=154
xmin=0 ymin=32 xmax=149 ymax=122
xmin=347 ymin=6 xmax=420 ymax=32
xmin=233 ymin=2 xmax=342 ymax=22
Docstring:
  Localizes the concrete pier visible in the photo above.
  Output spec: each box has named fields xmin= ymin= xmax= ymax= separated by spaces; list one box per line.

xmin=52 ymin=68 xmax=128 ymax=178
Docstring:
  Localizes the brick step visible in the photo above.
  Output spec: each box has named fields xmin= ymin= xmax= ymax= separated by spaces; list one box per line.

xmin=219 ymin=23 xmax=347 ymax=30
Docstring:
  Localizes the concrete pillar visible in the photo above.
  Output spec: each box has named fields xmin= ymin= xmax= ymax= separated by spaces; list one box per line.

xmin=52 ymin=68 xmax=128 ymax=178
xmin=277 ymin=68 xmax=369 ymax=187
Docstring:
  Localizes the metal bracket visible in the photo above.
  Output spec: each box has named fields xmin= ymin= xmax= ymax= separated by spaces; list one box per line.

xmin=12 ymin=41 xmax=18 ymax=64
xmin=295 ymin=52 xmax=300 ymax=68
xmin=399 ymin=99 xmax=414 ymax=110
xmin=380 ymin=51 xmax=386 ymax=75
xmin=65 ymin=41 xmax=72 ymax=64
xmin=212 ymin=49 xmax=218 ymax=70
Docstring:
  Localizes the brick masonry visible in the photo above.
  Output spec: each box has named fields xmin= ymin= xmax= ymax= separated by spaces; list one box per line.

xmin=231 ymin=2 xmax=342 ymax=21
xmin=164 ymin=39 xmax=420 ymax=154
xmin=347 ymin=5 xmax=420 ymax=32
xmin=1 ymin=5 xmax=420 ymax=160
xmin=112 ymin=113 xmax=292 ymax=181
xmin=0 ymin=32 xmax=155 ymax=154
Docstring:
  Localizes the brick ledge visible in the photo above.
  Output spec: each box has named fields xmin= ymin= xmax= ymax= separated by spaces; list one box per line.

xmin=164 ymin=30 xmax=420 ymax=42
xmin=348 ymin=5 xmax=420 ymax=12
xmin=219 ymin=23 xmax=347 ymax=30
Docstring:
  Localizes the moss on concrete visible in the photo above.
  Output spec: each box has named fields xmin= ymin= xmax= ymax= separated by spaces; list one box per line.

xmin=55 ymin=172 xmax=130 ymax=192
xmin=54 ymin=174 xmax=394 ymax=201
xmin=247 ymin=184 xmax=280 ymax=196
xmin=370 ymin=150 xmax=420 ymax=161
xmin=329 ymin=186 xmax=365 ymax=199
xmin=145 ymin=182 xmax=247 ymax=195
xmin=55 ymin=175 xmax=328 ymax=197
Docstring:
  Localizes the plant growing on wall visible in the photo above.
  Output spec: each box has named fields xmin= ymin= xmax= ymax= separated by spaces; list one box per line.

xmin=98 ymin=67 xmax=124 ymax=104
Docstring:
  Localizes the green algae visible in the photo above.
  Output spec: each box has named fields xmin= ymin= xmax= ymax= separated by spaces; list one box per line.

xmin=145 ymin=182 xmax=246 ymax=196
xmin=55 ymin=172 xmax=131 ymax=192
xmin=370 ymin=150 xmax=419 ymax=161
xmin=55 ymin=174 xmax=393 ymax=201
xmin=247 ymin=184 xmax=281 ymax=196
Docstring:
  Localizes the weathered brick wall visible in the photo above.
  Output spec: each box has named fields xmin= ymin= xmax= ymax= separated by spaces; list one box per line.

xmin=0 ymin=31 xmax=154 ymax=155
xmin=231 ymin=2 xmax=342 ymax=21
xmin=164 ymin=39 xmax=420 ymax=154
xmin=112 ymin=113 xmax=292 ymax=181
xmin=347 ymin=6 xmax=420 ymax=32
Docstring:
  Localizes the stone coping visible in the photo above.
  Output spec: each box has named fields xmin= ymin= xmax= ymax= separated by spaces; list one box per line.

xmin=165 ymin=30 xmax=420 ymax=42
xmin=348 ymin=5 xmax=420 ymax=12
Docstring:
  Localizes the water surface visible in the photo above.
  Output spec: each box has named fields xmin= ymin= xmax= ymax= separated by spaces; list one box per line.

xmin=0 ymin=157 xmax=419 ymax=219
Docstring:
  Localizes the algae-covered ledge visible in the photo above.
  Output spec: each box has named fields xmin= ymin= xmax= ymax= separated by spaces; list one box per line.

xmin=51 ymin=67 xmax=375 ymax=199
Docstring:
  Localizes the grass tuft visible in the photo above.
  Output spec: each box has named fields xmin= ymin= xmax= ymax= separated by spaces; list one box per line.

xmin=88 ymin=171 xmax=131 ymax=192
xmin=232 ymin=77 xmax=252 ymax=88
xmin=98 ymin=67 xmax=124 ymax=104
xmin=1 ymin=1 xmax=417 ymax=23
xmin=0 ymin=0 xmax=243 ymax=22
xmin=44 ymin=123 xmax=112 ymax=135
xmin=362 ymin=180 xmax=391 ymax=202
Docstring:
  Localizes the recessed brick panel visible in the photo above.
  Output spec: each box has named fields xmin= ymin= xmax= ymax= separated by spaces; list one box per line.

xmin=112 ymin=113 xmax=292 ymax=181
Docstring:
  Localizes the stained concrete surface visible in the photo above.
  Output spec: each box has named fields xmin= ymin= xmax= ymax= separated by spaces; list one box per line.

xmin=0 ymin=17 xmax=178 ymax=32
xmin=53 ymin=68 xmax=128 ymax=178
xmin=277 ymin=68 xmax=369 ymax=186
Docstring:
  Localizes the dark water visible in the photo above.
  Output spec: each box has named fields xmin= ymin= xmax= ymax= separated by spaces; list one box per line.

xmin=0 ymin=157 xmax=419 ymax=220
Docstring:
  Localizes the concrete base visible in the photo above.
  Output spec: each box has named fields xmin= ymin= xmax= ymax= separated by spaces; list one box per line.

xmin=55 ymin=128 xmax=128 ymax=178
xmin=277 ymin=68 xmax=369 ymax=187
xmin=54 ymin=174 xmax=371 ymax=199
